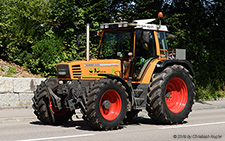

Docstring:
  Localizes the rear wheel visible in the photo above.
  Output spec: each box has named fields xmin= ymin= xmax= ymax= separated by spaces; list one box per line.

xmin=32 ymin=78 xmax=73 ymax=125
xmin=86 ymin=79 xmax=128 ymax=130
xmin=146 ymin=65 xmax=195 ymax=124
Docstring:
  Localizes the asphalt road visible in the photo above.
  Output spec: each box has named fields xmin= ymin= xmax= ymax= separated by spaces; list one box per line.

xmin=0 ymin=100 xmax=225 ymax=141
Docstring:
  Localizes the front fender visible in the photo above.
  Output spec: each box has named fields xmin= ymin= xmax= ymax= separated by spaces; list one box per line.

xmin=98 ymin=74 xmax=133 ymax=111
xmin=98 ymin=74 xmax=131 ymax=94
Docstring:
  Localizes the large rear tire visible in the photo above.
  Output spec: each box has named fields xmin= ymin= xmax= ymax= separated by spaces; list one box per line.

xmin=32 ymin=78 xmax=73 ymax=125
xmin=86 ymin=79 xmax=128 ymax=130
xmin=146 ymin=65 xmax=195 ymax=124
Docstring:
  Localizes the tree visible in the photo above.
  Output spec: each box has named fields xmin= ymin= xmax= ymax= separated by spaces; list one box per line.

xmin=162 ymin=0 xmax=225 ymax=98
xmin=0 ymin=0 xmax=112 ymax=75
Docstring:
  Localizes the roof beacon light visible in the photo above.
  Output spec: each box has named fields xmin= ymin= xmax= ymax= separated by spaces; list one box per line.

xmin=158 ymin=12 xmax=163 ymax=18
xmin=158 ymin=12 xmax=163 ymax=29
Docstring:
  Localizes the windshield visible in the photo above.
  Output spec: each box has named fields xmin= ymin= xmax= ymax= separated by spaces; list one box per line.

xmin=98 ymin=30 xmax=132 ymax=59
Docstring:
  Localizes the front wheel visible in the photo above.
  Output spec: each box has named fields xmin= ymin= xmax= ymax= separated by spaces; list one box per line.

xmin=86 ymin=79 xmax=128 ymax=130
xmin=146 ymin=65 xmax=195 ymax=124
xmin=32 ymin=78 xmax=73 ymax=125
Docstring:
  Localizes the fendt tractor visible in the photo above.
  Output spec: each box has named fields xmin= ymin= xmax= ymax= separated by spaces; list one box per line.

xmin=32 ymin=12 xmax=195 ymax=130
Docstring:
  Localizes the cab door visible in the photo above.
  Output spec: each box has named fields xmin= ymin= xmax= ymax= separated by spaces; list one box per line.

xmin=134 ymin=30 xmax=156 ymax=80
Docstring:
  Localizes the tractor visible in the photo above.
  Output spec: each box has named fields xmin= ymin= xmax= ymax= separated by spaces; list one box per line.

xmin=32 ymin=12 xmax=195 ymax=130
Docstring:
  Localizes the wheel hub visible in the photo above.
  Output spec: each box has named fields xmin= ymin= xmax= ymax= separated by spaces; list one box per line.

xmin=99 ymin=89 xmax=122 ymax=121
xmin=102 ymin=100 xmax=111 ymax=110
xmin=165 ymin=91 xmax=171 ymax=99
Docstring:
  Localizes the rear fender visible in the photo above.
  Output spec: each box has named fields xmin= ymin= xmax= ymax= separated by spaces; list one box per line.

xmin=140 ymin=59 xmax=194 ymax=84
xmin=140 ymin=59 xmax=161 ymax=84
xmin=156 ymin=60 xmax=195 ymax=76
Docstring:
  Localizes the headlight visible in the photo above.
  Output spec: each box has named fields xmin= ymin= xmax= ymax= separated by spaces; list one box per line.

xmin=57 ymin=64 xmax=70 ymax=78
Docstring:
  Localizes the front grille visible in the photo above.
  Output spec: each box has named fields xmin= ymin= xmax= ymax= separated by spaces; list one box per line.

xmin=72 ymin=65 xmax=82 ymax=78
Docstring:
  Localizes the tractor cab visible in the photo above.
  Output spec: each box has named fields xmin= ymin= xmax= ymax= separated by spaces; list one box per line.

xmin=98 ymin=20 xmax=169 ymax=82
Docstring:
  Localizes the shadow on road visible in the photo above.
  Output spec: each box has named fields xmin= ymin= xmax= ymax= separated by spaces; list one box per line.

xmin=30 ymin=116 xmax=188 ymax=131
xmin=63 ymin=120 xmax=92 ymax=130
xmin=125 ymin=117 xmax=188 ymax=125
xmin=30 ymin=119 xmax=92 ymax=130
xmin=30 ymin=120 xmax=120 ymax=131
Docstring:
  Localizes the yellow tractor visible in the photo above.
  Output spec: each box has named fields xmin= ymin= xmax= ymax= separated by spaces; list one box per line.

xmin=32 ymin=13 xmax=195 ymax=130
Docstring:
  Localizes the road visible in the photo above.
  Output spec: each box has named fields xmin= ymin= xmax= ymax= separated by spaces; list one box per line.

xmin=0 ymin=100 xmax=225 ymax=141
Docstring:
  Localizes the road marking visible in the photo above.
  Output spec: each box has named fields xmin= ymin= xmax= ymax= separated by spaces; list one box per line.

xmin=160 ymin=121 xmax=225 ymax=129
xmin=16 ymin=134 xmax=95 ymax=141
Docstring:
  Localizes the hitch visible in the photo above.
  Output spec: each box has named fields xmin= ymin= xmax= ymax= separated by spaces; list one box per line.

xmin=46 ymin=86 xmax=62 ymax=110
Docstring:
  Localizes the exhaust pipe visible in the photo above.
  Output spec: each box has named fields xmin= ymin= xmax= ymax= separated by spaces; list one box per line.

xmin=86 ymin=23 xmax=90 ymax=61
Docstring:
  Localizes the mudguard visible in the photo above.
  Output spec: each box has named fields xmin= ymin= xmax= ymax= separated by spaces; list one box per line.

xmin=140 ymin=59 xmax=194 ymax=84
xmin=156 ymin=60 xmax=195 ymax=76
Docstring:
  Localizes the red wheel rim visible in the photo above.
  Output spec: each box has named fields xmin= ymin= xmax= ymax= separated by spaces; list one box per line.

xmin=165 ymin=77 xmax=188 ymax=113
xmin=99 ymin=89 xmax=122 ymax=121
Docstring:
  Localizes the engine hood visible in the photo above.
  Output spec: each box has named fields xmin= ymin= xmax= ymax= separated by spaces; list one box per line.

xmin=57 ymin=59 xmax=121 ymax=80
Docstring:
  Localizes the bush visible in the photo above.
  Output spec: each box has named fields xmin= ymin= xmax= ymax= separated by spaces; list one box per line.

xmin=196 ymin=84 xmax=225 ymax=100
xmin=24 ymin=38 xmax=65 ymax=76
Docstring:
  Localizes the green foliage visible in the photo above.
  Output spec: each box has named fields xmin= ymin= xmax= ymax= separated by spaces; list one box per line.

xmin=0 ymin=66 xmax=5 ymax=72
xmin=162 ymin=1 xmax=225 ymax=98
xmin=24 ymin=38 xmax=65 ymax=76
xmin=0 ymin=0 xmax=51 ymax=63
xmin=4 ymin=66 xmax=17 ymax=77
xmin=197 ymin=84 xmax=225 ymax=100
xmin=0 ymin=0 xmax=102 ymax=75
xmin=197 ymin=84 xmax=216 ymax=100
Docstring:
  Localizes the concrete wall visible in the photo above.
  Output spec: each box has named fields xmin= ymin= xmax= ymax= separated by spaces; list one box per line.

xmin=0 ymin=77 xmax=46 ymax=108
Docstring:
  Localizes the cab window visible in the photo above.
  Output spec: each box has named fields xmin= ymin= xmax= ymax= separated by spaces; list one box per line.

xmin=135 ymin=30 xmax=156 ymax=60
xmin=99 ymin=30 xmax=131 ymax=59
xmin=157 ymin=31 xmax=168 ymax=57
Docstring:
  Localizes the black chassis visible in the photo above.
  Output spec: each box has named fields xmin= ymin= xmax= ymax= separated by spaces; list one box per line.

xmin=45 ymin=76 xmax=149 ymax=118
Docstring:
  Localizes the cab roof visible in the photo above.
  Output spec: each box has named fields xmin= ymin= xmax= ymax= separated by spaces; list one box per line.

xmin=100 ymin=18 xmax=168 ymax=32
